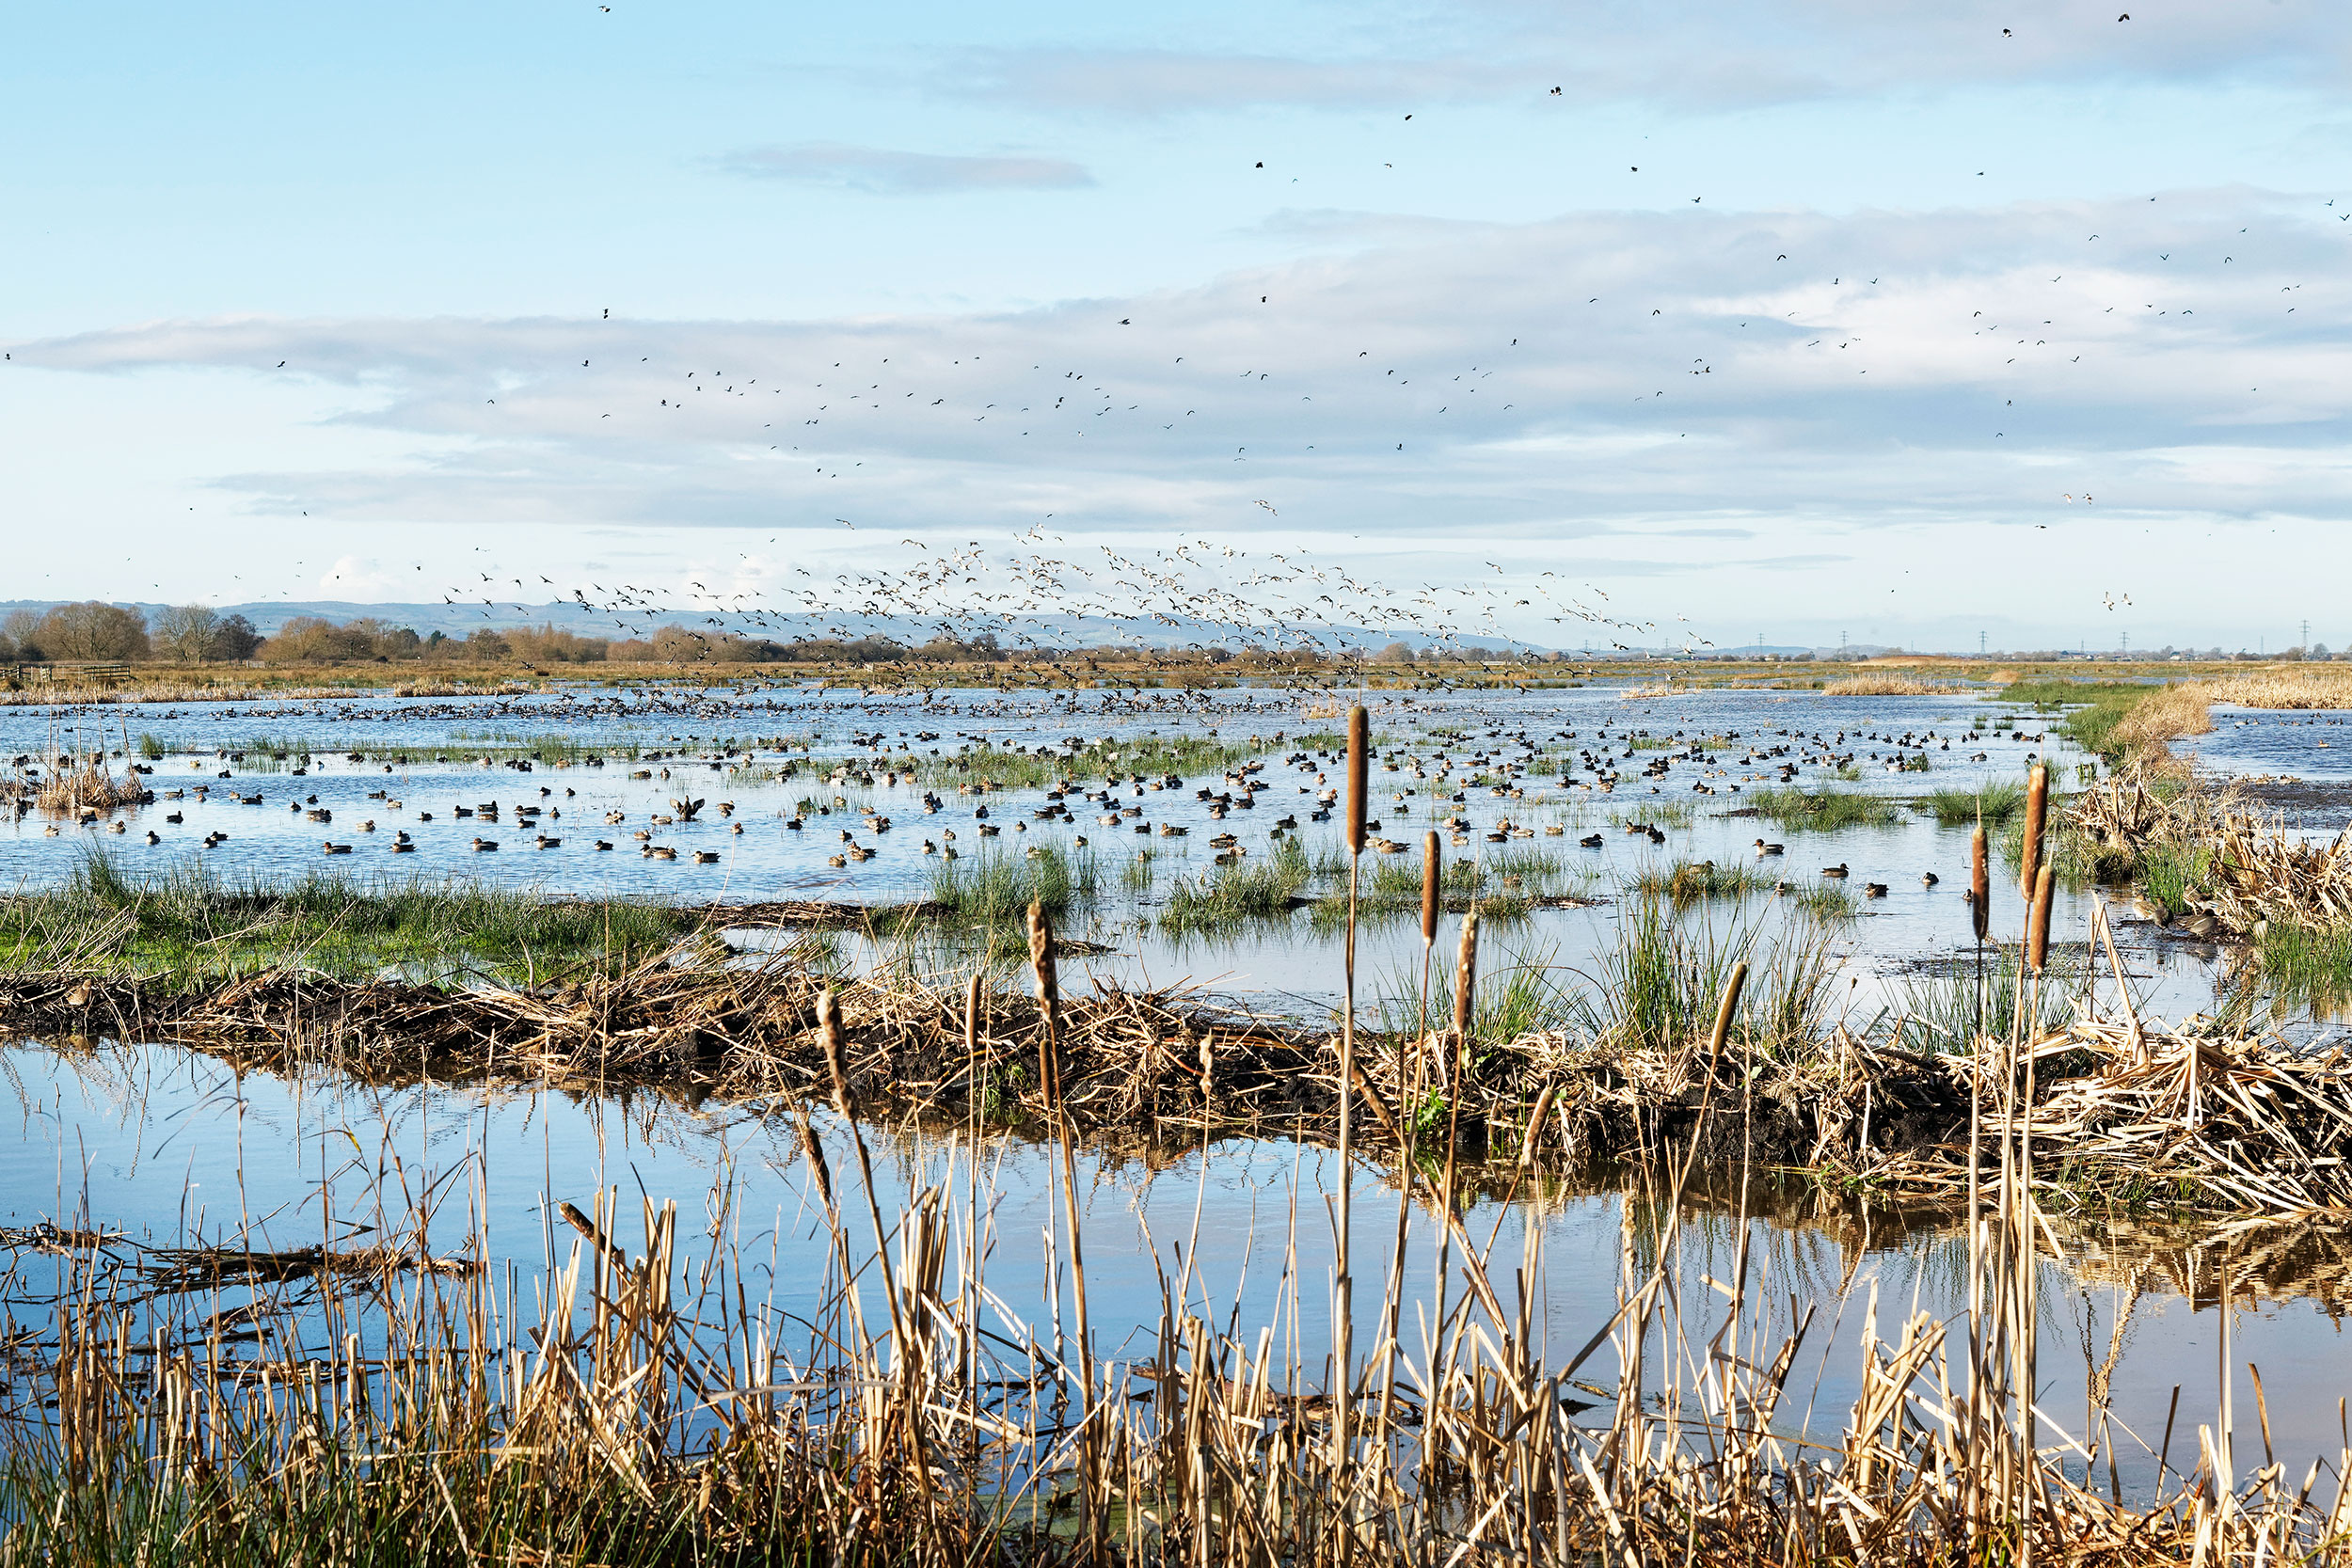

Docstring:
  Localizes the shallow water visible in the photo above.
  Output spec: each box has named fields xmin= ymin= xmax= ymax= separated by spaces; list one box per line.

xmin=0 ymin=679 xmax=2249 ymax=1023
xmin=5 ymin=1034 xmax=2349 ymax=1500
xmin=9 ymin=678 xmax=2352 ymax=1497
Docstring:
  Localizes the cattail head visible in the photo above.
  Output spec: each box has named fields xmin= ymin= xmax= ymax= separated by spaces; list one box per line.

xmin=818 ymin=988 xmax=852 ymax=1115
xmin=2019 ymin=762 xmax=2049 ymax=899
xmin=1421 ymin=832 xmax=1441 ymax=944
xmin=1452 ymin=909 xmax=1480 ymax=1042
xmin=1969 ymin=825 xmax=1990 ymax=944
xmin=2026 ymin=863 xmax=2056 ymax=972
xmin=1025 ymin=900 xmax=1057 ymax=1011
xmin=1344 ymin=705 xmax=1369 ymax=853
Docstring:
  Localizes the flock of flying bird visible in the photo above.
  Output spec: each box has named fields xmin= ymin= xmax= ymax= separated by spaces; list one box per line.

xmin=275 ymin=14 xmax=2342 ymax=661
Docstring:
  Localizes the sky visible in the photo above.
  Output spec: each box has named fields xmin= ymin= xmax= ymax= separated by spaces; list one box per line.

xmin=4 ymin=0 xmax=2349 ymax=653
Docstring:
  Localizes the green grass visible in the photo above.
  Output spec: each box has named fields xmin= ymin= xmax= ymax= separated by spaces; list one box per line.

xmin=0 ymin=854 xmax=691 ymax=987
xmin=2138 ymin=839 xmax=2213 ymax=920
xmin=911 ymin=732 xmax=1279 ymax=791
xmin=1631 ymin=859 xmax=1775 ymax=901
xmin=1894 ymin=947 xmax=2084 ymax=1053
xmin=928 ymin=845 xmax=1098 ymax=925
xmin=1160 ymin=840 xmax=1314 ymax=934
xmin=1742 ymin=786 xmax=1902 ymax=831
xmin=1561 ymin=898 xmax=1843 ymax=1056
xmin=2239 ymin=921 xmax=2352 ymax=1020
xmin=1920 ymin=779 xmax=2028 ymax=827
xmin=1996 ymin=678 xmax=2155 ymax=762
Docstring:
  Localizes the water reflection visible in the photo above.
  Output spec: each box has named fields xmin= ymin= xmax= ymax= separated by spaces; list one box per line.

xmin=7 ymin=1035 xmax=2351 ymax=1497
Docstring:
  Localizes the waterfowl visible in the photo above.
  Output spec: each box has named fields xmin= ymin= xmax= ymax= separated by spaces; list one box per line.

xmin=324 ymin=842 xmax=352 ymax=855
xmin=692 ymin=850 xmax=720 ymax=864
xmin=390 ymin=840 xmax=415 ymax=852
xmin=1864 ymin=882 xmax=1888 ymax=898
xmin=1920 ymin=871 xmax=1940 ymax=887
xmin=534 ymin=835 xmax=561 ymax=850
xmin=594 ymin=840 xmax=613 ymax=851
xmin=1754 ymin=838 xmax=1784 ymax=856
xmin=471 ymin=837 xmax=499 ymax=851
xmin=144 ymin=830 xmax=161 ymax=845
xmin=645 ymin=845 xmax=677 ymax=861
xmin=1820 ymin=863 xmax=1849 ymax=878
xmin=828 ymin=853 xmax=848 ymax=867
xmin=1580 ymin=832 xmax=1604 ymax=847
xmin=165 ymin=811 xmax=183 ymax=824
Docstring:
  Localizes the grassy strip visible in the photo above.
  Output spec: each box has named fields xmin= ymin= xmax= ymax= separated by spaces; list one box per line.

xmin=1919 ymin=779 xmax=2028 ymax=826
xmin=0 ymin=855 xmax=691 ymax=987
xmin=927 ymin=846 xmax=1098 ymax=925
xmin=1742 ymin=786 xmax=1903 ymax=830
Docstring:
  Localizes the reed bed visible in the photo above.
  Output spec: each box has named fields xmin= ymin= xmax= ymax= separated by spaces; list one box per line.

xmin=6 ymin=979 xmax=2346 ymax=1564
xmin=2072 ymin=771 xmax=2352 ymax=939
xmin=1822 ymin=673 xmax=1935 ymax=695
xmin=25 ymin=758 xmax=150 ymax=817
xmin=2194 ymin=662 xmax=2352 ymax=710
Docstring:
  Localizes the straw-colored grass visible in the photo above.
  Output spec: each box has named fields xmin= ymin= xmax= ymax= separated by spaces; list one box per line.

xmin=1823 ymin=673 xmax=1934 ymax=695
xmin=2194 ymin=661 xmax=2352 ymax=709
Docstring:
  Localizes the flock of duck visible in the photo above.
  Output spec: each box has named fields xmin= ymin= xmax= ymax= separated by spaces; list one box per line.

xmin=6 ymin=690 xmax=2046 ymax=917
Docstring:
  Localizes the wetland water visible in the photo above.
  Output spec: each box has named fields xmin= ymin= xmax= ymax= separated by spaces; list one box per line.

xmin=7 ymin=677 xmax=2351 ymax=1491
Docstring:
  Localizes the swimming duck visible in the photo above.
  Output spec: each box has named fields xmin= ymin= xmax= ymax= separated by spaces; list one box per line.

xmin=1820 ymin=863 xmax=1849 ymax=878
xmin=1920 ymin=871 xmax=1940 ymax=887
xmin=1863 ymin=882 xmax=1888 ymax=898
xmin=1754 ymin=838 xmax=1784 ymax=856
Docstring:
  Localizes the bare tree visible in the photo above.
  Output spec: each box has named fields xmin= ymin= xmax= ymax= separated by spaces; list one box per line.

xmin=153 ymin=603 xmax=225 ymax=662
xmin=36 ymin=602 xmax=150 ymax=661
xmin=1 ymin=610 xmax=43 ymax=659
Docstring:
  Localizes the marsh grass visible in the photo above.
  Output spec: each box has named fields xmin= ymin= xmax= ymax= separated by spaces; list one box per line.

xmin=928 ymin=846 xmax=1098 ymax=927
xmin=1920 ymin=778 xmax=2027 ymax=826
xmin=1160 ymin=838 xmax=1313 ymax=933
xmin=1743 ymin=785 xmax=1902 ymax=830
xmin=2241 ymin=919 xmax=2352 ymax=1018
xmin=1632 ymin=859 xmax=1774 ymax=901
xmin=913 ymin=733 xmax=1265 ymax=791
xmin=1894 ymin=945 xmax=2084 ymax=1052
xmin=1566 ymin=897 xmax=1844 ymax=1055
xmin=0 ymin=854 xmax=688 ymax=986
xmin=2138 ymin=838 xmax=2214 ymax=920
xmin=1608 ymin=800 xmax=1693 ymax=829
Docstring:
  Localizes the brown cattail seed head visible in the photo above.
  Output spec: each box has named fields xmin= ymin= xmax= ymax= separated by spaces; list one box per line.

xmin=1344 ymin=705 xmax=1369 ymax=853
xmin=818 ymin=988 xmax=852 ymax=1115
xmin=1970 ymin=825 xmax=1991 ymax=944
xmin=2019 ymin=762 xmax=2049 ymax=900
xmin=1025 ymin=900 xmax=1057 ymax=1010
xmin=2027 ymin=863 xmax=2056 ymax=972
xmin=1421 ymin=832 xmax=1441 ymax=944
xmin=1452 ymin=909 xmax=1480 ymax=1042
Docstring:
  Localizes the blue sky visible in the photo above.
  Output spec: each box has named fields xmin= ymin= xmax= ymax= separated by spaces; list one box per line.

xmin=6 ymin=1 xmax=2349 ymax=651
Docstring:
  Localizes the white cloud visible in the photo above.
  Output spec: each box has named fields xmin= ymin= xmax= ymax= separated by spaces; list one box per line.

xmin=15 ymin=185 xmax=2352 ymax=643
